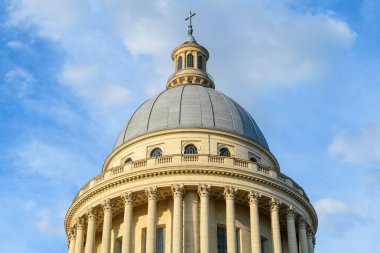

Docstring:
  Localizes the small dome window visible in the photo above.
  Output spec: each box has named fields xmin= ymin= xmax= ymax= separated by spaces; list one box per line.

xmin=150 ymin=148 xmax=162 ymax=157
xmin=219 ymin=147 xmax=231 ymax=157
xmin=125 ymin=158 xmax=133 ymax=164
xmin=178 ymin=56 xmax=183 ymax=70
xmin=187 ymin=54 xmax=194 ymax=68
xmin=249 ymin=157 xmax=257 ymax=163
xmin=184 ymin=144 xmax=198 ymax=154
xmin=197 ymin=54 xmax=203 ymax=70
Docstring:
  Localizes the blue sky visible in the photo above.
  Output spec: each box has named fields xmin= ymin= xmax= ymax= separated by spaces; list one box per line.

xmin=1 ymin=0 xmax=380 ymax=252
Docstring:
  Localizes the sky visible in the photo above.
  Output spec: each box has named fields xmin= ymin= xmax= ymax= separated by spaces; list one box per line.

xmin=1 ymin=0 xmax=380 ymax=252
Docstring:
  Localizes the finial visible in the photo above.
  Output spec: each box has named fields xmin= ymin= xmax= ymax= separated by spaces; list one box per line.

xmin=185 ymin=11 xmax=196 ymax=35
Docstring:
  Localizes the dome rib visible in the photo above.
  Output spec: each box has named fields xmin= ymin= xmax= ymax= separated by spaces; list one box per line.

xmin=114 ymin=85 xmax=270 ymax=151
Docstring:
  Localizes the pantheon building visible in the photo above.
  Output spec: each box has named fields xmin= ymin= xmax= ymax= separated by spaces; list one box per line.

xmin=65 ymin=18 xmax=318 ymax=253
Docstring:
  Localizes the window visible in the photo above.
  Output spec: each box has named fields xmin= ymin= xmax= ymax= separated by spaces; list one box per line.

xmin=187 ymin=54 xmax=194 ymax=67
xmin=156 ymin=227 xmax=166 ymax=253
xmin=178 ymin=56 xmax=183 ymax=70
xmin=217 ymin=227 xmax=227 ymax=253
xmin=198 ymin=54 xmax=203 ymax=69
xmin=219 ymin=147 xmax=231 ymax=157
xmin=142 ymin=228 xmax=147 ymax=253
xmin=261 ymin=237 xmax=268 ymax=253
xmin=116 ymin=238 xmax=122 ymax=253
xmin=125 ymin=157 xmax=132 ymax=163
xmin=184 ymin=144 xmax=198 ymax=154
xmin=150 ymin=148 xmax=162 ymax=157
xmin=249 ymin=157 xmax=257 ymax=163
xmin=236 ymin=229 xmax=240 ymax=253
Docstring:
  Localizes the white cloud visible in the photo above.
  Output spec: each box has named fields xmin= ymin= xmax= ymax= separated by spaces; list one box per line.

xmin=4 ymin=68 xmax=34 ymax=97
xmin=36 ymin=208 xmax=65 ymax=235
xmin=328 ymin=124 xmax=380 ymax=164
xmin=6 ymin=40 xmax=26 ymax=49
xmin=314 ymin=197 xmax=347 ymax=215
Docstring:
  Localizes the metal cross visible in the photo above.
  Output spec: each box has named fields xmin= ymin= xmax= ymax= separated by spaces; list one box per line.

xmin=185 ymin=11 xmax=196 ymax=26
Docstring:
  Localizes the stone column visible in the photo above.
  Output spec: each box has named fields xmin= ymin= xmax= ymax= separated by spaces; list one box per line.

xmin=121 ymin=191 xmax=135 ymax=253
xmin=307 ymin=229 xmax=314 ymax=253
xmin=198 ymin=184 xmax=211 ymax=253
xmin=270 ymin=198 xmax=282 ymax=253
xmin=248 ymin=191 xmax=261 ymax=253
xmin=224 ymin=186 xmax=238 ymax=253
xmin=74 ymin=217 xmax=85 ymax=253
xmin=145 ymin=187 xmax=159 ymax=253
xmin=171 ymin=184 xmax=185 ymax=253
xmin=68 ymin=227 xmax=76 ymax=253
xmin=298 ymin=218 xmax=309 ymax=253
xmin=286 ymin=208 xmax=298 ymax=253
xmin=184 ymin=191 xmax=199 ymax=253
xmin=101 ymin=199 xmax=113 ymax=253
xmin=84 ymin=208 xmax=97 ymax=253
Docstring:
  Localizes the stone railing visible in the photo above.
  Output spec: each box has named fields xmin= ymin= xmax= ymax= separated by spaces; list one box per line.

xmin=73 ymin=154 xmax=307 ymax=202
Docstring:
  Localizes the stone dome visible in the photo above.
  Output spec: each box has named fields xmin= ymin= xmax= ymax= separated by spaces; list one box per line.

xmin=114 ymin=84 xmax=269 ymax=151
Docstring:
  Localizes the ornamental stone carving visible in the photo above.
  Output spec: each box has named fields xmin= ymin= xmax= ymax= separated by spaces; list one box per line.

xmin=270 ymin=197 xmax=281 ymax=212
xmin=145 ymin=186 xmax=159 ymax=200
xmin=86 ymin=207 xmax=98 ymax=220
xmin=121 ymin=191 xmax=135 ymax=205
xmin=286 ymin=207 xmax=296 ymax=220
xmin=297 ymin=217 xmax=307 ymax=229
xmin=224 ymin=186 xmax=238 ymax=200
xmin=101 ymin=198 xmax=114 ymax=212
xmin=248 ymin=191 xmax=261 ymax=204
xmin=197 ymin=184 xmax=211 ymax=197
xmin=69 ymin=227 xmax=76 ymax=239
xmin=171 ymin=184 xmax=185 ymax=198
xmin=76 ymin=217 xmax=85 ymax=230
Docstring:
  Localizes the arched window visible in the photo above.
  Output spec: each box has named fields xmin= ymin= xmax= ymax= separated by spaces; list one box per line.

xmin=150 ymin=148 xmax=162 ymax=157
xmin=197 ymin=54 xmax=203 ymax=70
xmin=125 ymin=157 xmax=133 ymax=163
xmin=219 ymin=147 xmax=231 ymax=157
xmin=178 ymin=56 xmax=183 ymax=70
xmin=184 ymin=144 xmax=198 ymax=154
xmin=249 ymin=157 xmax=257 ymax=163
xmin=187 ymin=54 xmax=194 ymax=68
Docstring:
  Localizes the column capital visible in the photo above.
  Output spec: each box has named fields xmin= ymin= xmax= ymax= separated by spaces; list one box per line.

xmin=224 ymin=186 xmax=238 ymax=200
xmin=101 ymin=198 xmax=114 ymax=212
xmin=69 ymin=227 xmax=77 ymax=239
xmin=198 ymin=184 xmax=211 ymax=197
xmin=145 ymin=186 xmax=159 ymax=200
xmin=171 ymin=184 xmax=185 ymax=198
xmin=248 ymin=191 xmax=261 ymax=205
xmin=86 ymin=207 xmax=98 ymax=220
xmin=307 ymin=228 xmax=314 ymax=239
xmin=297 ymin=217 xmax=307 ymax=229
xmin=76 ymin=217 xmax=85 ymax=230
xmin=286 ymin=206 xmax=296 ymax=220
xmin=270 ymin=197 xmax=281 ymax=212
xmin=121 ymin=191 xmax=136 ymax=205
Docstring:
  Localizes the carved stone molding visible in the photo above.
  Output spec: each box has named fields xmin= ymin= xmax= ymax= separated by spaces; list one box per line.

xmin=171 ymin=184 xmax=185 ymax=198
xmin=69 ymin=227 xmax=77 ymax=239
xmin=224 ymin=186 xmax=238 ymax=200
xmin=307 ymin=228 xmax=314 ymax=239
xmin=86 ymin=207 xmax=98 ymax=220
xmin=197 ymin=184 xmax=211 ymax=198
xmin=145 ymin=186 xmax=159 ymax=200
xmin=248 ymin=191 xmax=261 ymax=205
xmin=121 ymin=191 xmax=136 ymax=205
xmin=101 ymin=198 xmax=114 ymax=212
xmin=270 ymin=197 xmax=281 ymax=212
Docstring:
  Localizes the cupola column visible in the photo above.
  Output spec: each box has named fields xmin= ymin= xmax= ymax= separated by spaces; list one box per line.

xmin=198 ymin=184 xmax=211 ymax=253
xmin=101 ymin=199 xmax=113 ymax=253
xmin=74 ymin=218 xmax=85 ymax=253
xmin=248 ymin=191 xmax=261 ymax=253
xmin=298 ymin=218 xmax=309 ymax=253
xmin=270 ymin=198 xmax=282 ymax=253
xmin=307 ymin=229 xmax=314 ymax=253
xmin=286 ymin=208 xmax=298 ymax=253
xmin=224 ymin=186 xmax=238 ymax=253
xmin=84 ymin=208 xmax=97 ymax=253
xmin=68 ymin=227 xmax=76 ymax=253
xmin=171 ymin=184 xmax=185 ymax=253
xmin=145 ymin=187 xmax=159 ymax=253
xmin=121 ymin=192 xmax=135 ymax=253
xmin=184 ymin=191 xmax=200 ymax=253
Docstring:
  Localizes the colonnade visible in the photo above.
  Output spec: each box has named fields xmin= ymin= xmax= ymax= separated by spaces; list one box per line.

xmin=67 ymin=185 xmax=315 ymax=253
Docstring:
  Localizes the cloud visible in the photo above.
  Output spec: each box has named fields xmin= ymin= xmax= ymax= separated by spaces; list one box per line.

xmin=328 ymin=124 xmax=380 ymax=164
xmin=6 ymin=40 xmax=26 ymax=49
xmin=36 ymin=208 xmax=65 ymax=235
xmin=314 ymin=198 xmax=347 ymax=215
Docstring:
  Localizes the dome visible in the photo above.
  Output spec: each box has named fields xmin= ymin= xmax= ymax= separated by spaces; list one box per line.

xmin=114 ymin=84 xmax=269 ymax=151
